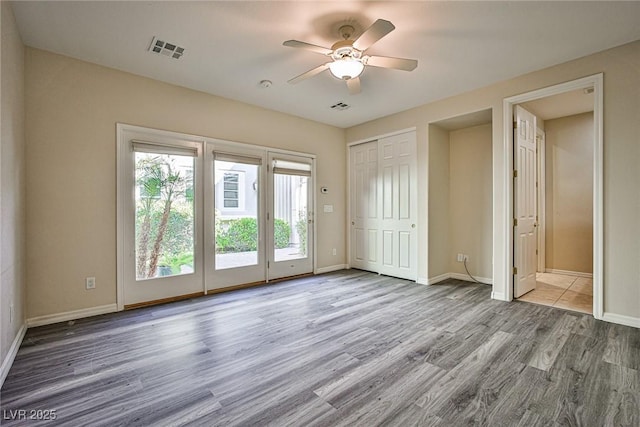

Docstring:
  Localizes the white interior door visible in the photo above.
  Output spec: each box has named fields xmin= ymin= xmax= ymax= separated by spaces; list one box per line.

xmin=350 ymin=141 xmax=379 ymax=271
xmin=514 ymin=105 xmax=538 ymax=297
xmin=378 ymin=132 xmax=418 ymax=280
xmin=267 ymin=153 xmax=314 ymax=280
xmin=205 ymin=143 xmax=266 ymax=290
xmin=121 ymin=130 xmax=204 ymax=307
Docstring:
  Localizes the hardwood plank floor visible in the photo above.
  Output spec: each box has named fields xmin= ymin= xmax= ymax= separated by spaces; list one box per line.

xmin=1 ymin=270 xmax=638 ymax=426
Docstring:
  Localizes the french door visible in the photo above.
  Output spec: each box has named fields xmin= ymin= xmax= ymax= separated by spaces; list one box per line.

xmin=119 ymin=125 xmax=314 ymax=307
xmin=206 ymin=143 xmax=266 ymax=290
xmin=119 ymin=127 xmax=204 ymax=307
xmin=267 ymin=153 xmax=314 ymax=280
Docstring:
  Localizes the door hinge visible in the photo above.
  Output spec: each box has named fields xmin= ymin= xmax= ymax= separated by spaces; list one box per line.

xmin=267 ymin=212 xmax=270 ymax=220
xmin=513 ymin=120 xmax=518 ymax=129
xmin=536 ymin=249 xmax=538 ymax=255
xmin=514 ymin=218 xmax=518 ymax=227
xmin=513 ymin=170 xmax=518 ymax=178
xmin=513 ymin=267 xmax=518 ymax=275
xmin=267 ymin=261 xmax=270 ymax=269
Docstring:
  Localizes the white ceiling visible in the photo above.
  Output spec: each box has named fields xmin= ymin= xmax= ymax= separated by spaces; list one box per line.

xmin=11 ymin=1 xmax=640 ymax=128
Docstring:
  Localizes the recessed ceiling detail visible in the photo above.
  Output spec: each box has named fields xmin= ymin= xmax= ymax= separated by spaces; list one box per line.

xmin=148 ymin=36 xmax=185 ymax=59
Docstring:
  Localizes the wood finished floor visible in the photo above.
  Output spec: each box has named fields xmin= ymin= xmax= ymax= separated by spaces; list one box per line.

xmin=1 ymin=270 xmax=639 ymax=426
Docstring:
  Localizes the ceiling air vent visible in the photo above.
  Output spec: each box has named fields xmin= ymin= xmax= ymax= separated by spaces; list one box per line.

xmin=330 ymin=102 xmax=350 ymax=111
xmin=149 ymin=37 xmax=185 ymax=59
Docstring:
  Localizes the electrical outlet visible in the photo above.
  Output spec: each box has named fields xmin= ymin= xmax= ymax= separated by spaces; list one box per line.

xmin=86 ymin=276 xmax=96 ymax=290
xmin=457 ymin=253 xmax=464 ymax=262
xmin=463 ymin=255 xmax=469 ymax=262
xmin=332 ymin=248 xmax=337 ymax=256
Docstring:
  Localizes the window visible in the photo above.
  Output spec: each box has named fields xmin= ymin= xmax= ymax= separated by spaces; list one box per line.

xmin=223 ymin=172 xmax=241 ymax=208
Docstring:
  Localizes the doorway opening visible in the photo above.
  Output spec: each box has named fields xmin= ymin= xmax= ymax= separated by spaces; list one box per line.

xmin=503 ymin=74 xmax=603 ymax=319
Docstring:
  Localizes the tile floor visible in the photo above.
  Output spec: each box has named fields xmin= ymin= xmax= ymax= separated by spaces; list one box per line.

xmin=517 ymin=272 xmax=593 ymax=314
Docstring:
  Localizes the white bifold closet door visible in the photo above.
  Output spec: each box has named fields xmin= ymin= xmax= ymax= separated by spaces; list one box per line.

xmin=350 ymin=131 xmax=417 ymax=281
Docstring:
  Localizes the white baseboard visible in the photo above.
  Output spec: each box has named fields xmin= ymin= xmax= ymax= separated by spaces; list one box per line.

xmin=544 ymin=268 xmax=593 ymax=278
xmin=427 ymin=272 xmax=493 ymax=286
xmin=449 ymin=272 xmax=493 ymax=285
xmin=602 ymin=312 xmax=640 ymax=329
xmin=315 ymin=264 xmax=348 ymax=274
xmin=27 ymin=304 xmax=118 ymax=328
xmin=428 ymin=273 xmax=451 ymax=285
xmin=0 ymin=322 xmax=27 ymax=388
xmin=492 ymin=291 xmax=508 ymax=301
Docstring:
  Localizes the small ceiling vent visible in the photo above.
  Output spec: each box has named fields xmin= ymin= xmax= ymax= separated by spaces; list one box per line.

xmin=149 ymin=37 xmax=185 ymax=59
xmin=330 ymin=102 xmax=350 ymax=111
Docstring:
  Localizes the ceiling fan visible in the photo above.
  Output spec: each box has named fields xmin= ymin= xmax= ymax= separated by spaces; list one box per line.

xmin=283 ymin=19 xmax=418 ymax=95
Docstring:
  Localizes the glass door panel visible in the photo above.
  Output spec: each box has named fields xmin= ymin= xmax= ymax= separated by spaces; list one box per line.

xmin=214 ymin=160 xmax=259 ymax=269
xmin=273 ymin=174 xmax=309 ymax=262
xmin=135 ymin=151 xmax=195 ymax=280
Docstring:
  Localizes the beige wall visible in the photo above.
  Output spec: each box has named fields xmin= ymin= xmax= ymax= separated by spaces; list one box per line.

xmin=449 ymin=123 xmax=492 ymax=279
xmin=427 ymin=123 xmax=492 ymax=281
xmin=1 ymin=1 xmax=26 ymax=368
xmin=25 ymin=48 xmax=346 ymax=318
xmin=545 ymin=112 xmax=593 ymax=273
xmin=427 ymin=125 xmax=450 ymax=278
xmin=347 ymin=40 xmax=640 ymax=319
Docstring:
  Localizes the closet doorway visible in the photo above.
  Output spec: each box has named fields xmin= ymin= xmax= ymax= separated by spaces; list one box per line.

xmin=348 ymin=131 xmax=417 ymax=281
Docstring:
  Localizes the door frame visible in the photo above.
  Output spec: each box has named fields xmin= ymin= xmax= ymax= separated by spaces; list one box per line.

xmin=536 ymin=128 xmax=546 ymax=273
xmin=501 ymin=74 xmax=603 ymax=319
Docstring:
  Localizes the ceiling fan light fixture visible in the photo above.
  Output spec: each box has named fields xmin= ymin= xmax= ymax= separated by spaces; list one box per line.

xmin=328 ymin=58 xmax=364 ymax=80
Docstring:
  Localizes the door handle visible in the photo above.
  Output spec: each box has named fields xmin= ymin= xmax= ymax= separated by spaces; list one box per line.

xmin=411 ymin=224 xmax=416 ymax=228
xmin=351 ymin=221 xmax=355 ymax=226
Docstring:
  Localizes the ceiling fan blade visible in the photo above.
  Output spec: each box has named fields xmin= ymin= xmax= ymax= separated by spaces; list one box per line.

xmin=283 ymin=40 xmax=332 ymax=55
xmin=287 ymin=63 xmax=330 ymax=84
xmin=352 ymin=19 xmax=395 ymax=51
xmin=346 ymin=77 xmax=361 ymax=95
xmin=366 ymin=55 xmax=418 ymax=71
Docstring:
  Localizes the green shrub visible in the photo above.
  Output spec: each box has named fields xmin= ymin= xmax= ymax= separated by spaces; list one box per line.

xmin=161 ymin=252 xmax=194 ymax=274
xmin=295 ymin=210 xmax=308 ymax=255
xmin=224 ymin=217 xmax=259 ymax=252
xmin=274 ymin=218 xmax=290 ymax=249
xmin=215 ymin=217 xmax=291 ymax=253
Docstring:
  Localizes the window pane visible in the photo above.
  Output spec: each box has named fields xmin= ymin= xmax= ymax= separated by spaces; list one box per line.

xmin=135 ymin=152 xmax=195 ymax=280
xmin=215 ymin=160 xmax=259 ymax=269
xmin=274 ymin=174 xmax=308 ymax=262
